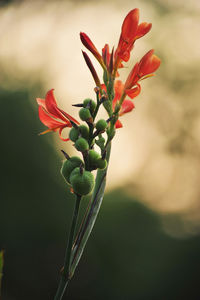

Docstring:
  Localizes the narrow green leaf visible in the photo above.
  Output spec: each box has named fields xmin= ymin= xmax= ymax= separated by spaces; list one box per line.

xmin=69 ymin=143 xmax=111 ymax=278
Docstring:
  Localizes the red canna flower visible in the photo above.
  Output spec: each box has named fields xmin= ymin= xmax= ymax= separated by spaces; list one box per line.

xmin=114 ymin=9 xmax=152 ymax=68
xmin=124 ymin=49 xmax=161 ymax=95
xmin=36 ymin=89 xmax=79 ymax=141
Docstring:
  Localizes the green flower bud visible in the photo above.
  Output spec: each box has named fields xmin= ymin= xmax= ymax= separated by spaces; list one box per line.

xmin=83 ymin=98 xmax=96 ymax=113
xmin=61 ymin=156 xmax=83 ymax=183
xmin=69 ymin=127 xmax=79 ymax=142
xmin=96 ymin=158 xmax=107 ymax=170
xmin=79 ymin=125 xmax=89 ymax=140
xmin=96 ymin=119 xmax=107 ymax=132
xmin=75 ymin=137 xmax=89 ymax=152
xmin=88 ymin=150 xmax=100 ymax=167
xmin=79 ymin=108 xmax=91 ymax=121
xmin=70 ymin=168 xmax=95 ymax=195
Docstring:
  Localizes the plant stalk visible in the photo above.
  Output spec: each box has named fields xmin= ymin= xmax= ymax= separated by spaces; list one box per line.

xmin=54 ymin=194 xmax=81 ymax=300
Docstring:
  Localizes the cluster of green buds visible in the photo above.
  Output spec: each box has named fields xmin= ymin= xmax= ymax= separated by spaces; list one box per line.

xmin=61 ymin=96 xmax=111 ymax=196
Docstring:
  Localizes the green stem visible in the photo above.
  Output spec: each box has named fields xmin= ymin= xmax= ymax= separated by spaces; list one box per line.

xmin=69 ymin=142 xmax=111 ymax=278
xmin=54 ymin=194 xmax=81 ymax=300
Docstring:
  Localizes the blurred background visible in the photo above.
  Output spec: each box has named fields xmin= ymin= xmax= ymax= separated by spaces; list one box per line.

xmin=1 ymin=0 xmax=200 ymax=299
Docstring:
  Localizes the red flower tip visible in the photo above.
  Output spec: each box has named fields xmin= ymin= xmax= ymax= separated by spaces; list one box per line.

xmin=138 ymin=49 xmax=161 ymax=77
xmin=80 ymin=32 xmax=105 ymax=69
xmin=115 ymin=8 xmax=152 ymax=65
xmin=135 ymin=22 xmax=152 ymax=40
xmin=36 ymin=89 xmax=79 ymax=141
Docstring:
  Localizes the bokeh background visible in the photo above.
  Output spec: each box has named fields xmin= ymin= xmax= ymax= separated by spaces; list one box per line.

xmin=1 ymin=0 xmax=200 ymax=299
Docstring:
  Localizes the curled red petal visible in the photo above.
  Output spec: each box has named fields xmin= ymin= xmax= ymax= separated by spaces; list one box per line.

xmin=38 ymin=106 xmax=65 ymax=130
xmin=125 ymin=83 xmax=141 ymax=99
xmin=120 ymin=100 xmax=135 ymax=116
xmin=115 ymin=119 xmax=123 ymax=128
xmin=59 ymin=127 xmax=70 ymax=142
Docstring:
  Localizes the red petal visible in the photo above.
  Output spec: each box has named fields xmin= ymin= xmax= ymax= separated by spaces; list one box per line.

xmin=102 ymin=44 xmax=110 ymax=67
xmin=58 ymin=108 xmax=80 ymax=125
xmin=121 ymin=9 xmax=139 ymax=41
xmin=139 ymin=50 xmax=161 ymax=77
xmin=120 ymin=100 xmax=135 ymax=116
xmin=124 ymin=62 xmax=139 ymax=89
xmin=125 ymin=83 xmax=141 ymax=99
xmin=36 ymin=98 xmax=46 ymax=108
xmin=38 ymin=106 xmax=65 ymax=130
xmin=116 ymin=9 xmax=139 ymax=62
xmin=115 ymin=119 xmax=123 ymax=128
xmin=135 ymin=22 xmax=152 ymax=40
xmin=45 ymin=89 xmax=67 ymax=122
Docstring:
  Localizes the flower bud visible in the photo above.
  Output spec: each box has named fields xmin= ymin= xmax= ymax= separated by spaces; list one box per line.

xmin=88 ymin=150 xmax=100 ymax=167
xmin=96 ymin=158 xmax=107 ymax=170
xmin=83 ymin=98 xmax=96 ymax=113
xmin=79 ymin=124 xmax=89 ymax=140
xmin=69 ymin=127 xmax=79 ymax=142
xmin=70 ymin=168 xmax=95 ymax=195
xmin=79 ymin=108 xmax=92 ymax=121
xmin=75 ymin=137 xmax=89 ymax=152
xmin=61 ymin=156 xmax=83 ymax=183
xmin=96 ymin=119 xmax=107 ymax=132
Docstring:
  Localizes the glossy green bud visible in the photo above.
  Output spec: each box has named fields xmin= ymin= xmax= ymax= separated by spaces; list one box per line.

xmin=83 ymin=98 xmax=96 ymax=112
xmin=69 ymin=127 xmax=79 ymax=142
xmin=88 ymin=150 xmax=100 ymax=166
xmin=96 ymin=119 xmax=107 ymax=132
xmin=96 ymin=158 xmax=107 ymax=170
xmin=79 ymin=108 xmax=91 ymax=121
xmin=70 ymin=168 xmax=95 ymax=195
xmin=75 ymin=137 xmax=89 ymax=152
xmin=61 ymin=156 xmax=83 ymax=183
xmin=79 ymin=125 xmax=89 ymax=140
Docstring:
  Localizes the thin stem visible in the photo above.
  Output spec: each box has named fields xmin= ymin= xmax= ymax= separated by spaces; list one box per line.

xmin=54 ymin=194 xmax=81 ymax=300
xmin=68 ymin=143 xmax=111 ymax=279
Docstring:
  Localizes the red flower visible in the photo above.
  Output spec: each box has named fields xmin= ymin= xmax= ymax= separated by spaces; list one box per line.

xmin=36 ymin=89 xmax=79 ymax=141
xmin=115 ymin=9 xmax=152 ymax=64
xmin=124 ymin=49 xmax=161 ymax=95
xmin=113 ymin=80 xmax=135 ymax=128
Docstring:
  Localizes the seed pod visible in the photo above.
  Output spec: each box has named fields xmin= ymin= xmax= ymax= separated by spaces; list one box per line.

xmin=70 ymin=168 xmax=95 ymax=195
xmin=88 ymin=150 xmax=101 ymax=167
xmin=96 ymin=158 xmax=107 ymax=170
xmin=69 ymin=127 xmax=79 ymax=142
xmin=79 ymin=108 xmax=91 ymax=121
xmin=61 ymin=156 xmax=83 ymax=183
xmin=96 ymin=119 xmax=107 ymax=132
xmin=79 ymin=125 xmax=89 ymax=140
xmin=83 ymin=98 xmax=96 ymax=113
xmin=75 ymin=137 xmax=89 ymax=152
